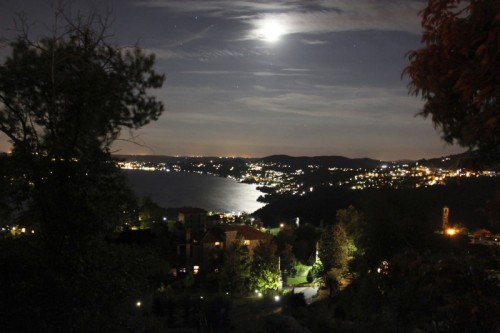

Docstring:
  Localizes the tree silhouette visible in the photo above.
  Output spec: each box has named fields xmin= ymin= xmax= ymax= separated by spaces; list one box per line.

xmin=0 ymin=8 xmax=165 ymax=246
xmin=218 ymin=237 xmax=252 ymax=295
xmin=0 ymin=7 xmax=167 ymax=331
xmin=404 ymin=0 xmax=499 ymax=164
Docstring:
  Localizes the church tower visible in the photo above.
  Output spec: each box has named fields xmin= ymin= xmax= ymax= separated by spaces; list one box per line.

xmin=442 ymin=206 xmax=449 ymax=230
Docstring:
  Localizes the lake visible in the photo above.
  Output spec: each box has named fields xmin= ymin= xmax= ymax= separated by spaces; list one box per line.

xmin=124 ymin=170 xmax=265 ymax=213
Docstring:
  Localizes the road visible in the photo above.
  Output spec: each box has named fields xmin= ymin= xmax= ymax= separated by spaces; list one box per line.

xmin=290 ymin=286 xmax=319 ymax=304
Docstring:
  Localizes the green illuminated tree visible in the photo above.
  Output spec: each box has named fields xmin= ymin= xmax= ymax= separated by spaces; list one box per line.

xmin=404 ymin=0 xmax=499 ymax=164
xmin=250 ymin=240 xmax=280 ymax=294
xmin=319 ymin=223 xmax=350 ymax=274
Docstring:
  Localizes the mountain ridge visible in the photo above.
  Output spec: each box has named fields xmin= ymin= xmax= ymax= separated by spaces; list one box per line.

xmin=115 ymin=152 xmax=474 ymax=169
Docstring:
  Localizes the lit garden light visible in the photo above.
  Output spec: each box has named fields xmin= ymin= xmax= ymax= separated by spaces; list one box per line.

xmin=445 ymin=228 xmax=457 ymax=236
xmin=136 ymin=301 xmax=142 ymax=308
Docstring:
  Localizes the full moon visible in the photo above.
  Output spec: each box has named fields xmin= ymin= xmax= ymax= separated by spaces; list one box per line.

xmin=258 ymin=20 xmax=285 ymax=43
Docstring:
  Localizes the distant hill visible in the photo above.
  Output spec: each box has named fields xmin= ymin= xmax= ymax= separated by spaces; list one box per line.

xmin=114 ymin=154 xmax=250 ymax=165
xmin=416 ymin=152 xmax=477 ymax=169
xmin=258 ymin=155 xmax=383 ymax=169
xmin=114 ymin=153 xmax=489 ymax=170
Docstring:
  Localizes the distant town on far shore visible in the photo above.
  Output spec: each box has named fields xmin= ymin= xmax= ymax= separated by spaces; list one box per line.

xmin=117 ymin=153 xmax=498 ymax=202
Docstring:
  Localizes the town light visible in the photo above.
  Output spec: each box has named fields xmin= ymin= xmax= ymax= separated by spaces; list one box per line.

xmin=445 ymin=228 xmax=457 ymax=236
xmin=136 ymin=301 xmax=142 ymax=307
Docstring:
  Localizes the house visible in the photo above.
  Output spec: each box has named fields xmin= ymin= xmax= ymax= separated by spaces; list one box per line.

xmin=169 ymin=227 xmax=204 ymax=278
xmin=170 ymin=224 xmax=272 ymax=277
xmin=200 ymin=224 xmax=272 ymax=261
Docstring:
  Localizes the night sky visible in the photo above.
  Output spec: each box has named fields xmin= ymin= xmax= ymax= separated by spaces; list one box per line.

xmin=0 ymin=0 xmax=465 ymax=160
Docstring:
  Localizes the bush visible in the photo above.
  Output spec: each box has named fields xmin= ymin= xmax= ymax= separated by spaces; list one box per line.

xmin=306 ymin=269 xmax=314 ymax=283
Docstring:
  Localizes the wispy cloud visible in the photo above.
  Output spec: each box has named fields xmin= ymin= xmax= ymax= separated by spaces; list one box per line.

xmin=282 ymin=68 xmax=311 ymax=72
xmin=146 ymin=47 xmax=250 ymax=60
xmin=235 ymin=85 xmax=421 ymax=122
xmin=133 ymin=0 xmax=301 ymax=15
xmin=165 ymin=24 xmax=217 ymax=48
xmin=245 ymin=5 xmax=422 ymax=40
xmin=301 ymin=39 xmax=328 ymax=45
xmin=252 ymin=71 xmax=310 ymax=77
xmin=181 ymin=70 xmax=242 ymax=75
xmin=135 ymin=0 xmax=424 ymax=40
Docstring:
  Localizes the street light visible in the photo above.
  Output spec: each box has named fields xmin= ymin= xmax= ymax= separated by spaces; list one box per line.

xmin=445 ymin=228 xmax=457 ymax=236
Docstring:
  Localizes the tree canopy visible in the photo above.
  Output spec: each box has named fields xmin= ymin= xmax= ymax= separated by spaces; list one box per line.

xmin=0 ymin=16 xmax=164 ymax=159
xmin=0 ymin=8 xmax=169 ymax=332
xmin=319 ymin=223 xmax=350 ymax=273
xmin=250 ymin=240 xmax=280 ymax=294
xmin=0 ymin=12 xmax=165 ymax=244
xmin=404 ymin=0 xmax=499 ymax=164
xmin=218 ymin=237 xmax=252 ymax=295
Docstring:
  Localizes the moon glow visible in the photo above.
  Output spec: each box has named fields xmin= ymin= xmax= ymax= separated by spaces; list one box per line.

xmin=258 ymin=20 xmax=285 ymax=43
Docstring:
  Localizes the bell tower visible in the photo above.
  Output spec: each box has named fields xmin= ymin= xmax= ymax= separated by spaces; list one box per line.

xmin=442 ymin=206 xmax=449 ymax=230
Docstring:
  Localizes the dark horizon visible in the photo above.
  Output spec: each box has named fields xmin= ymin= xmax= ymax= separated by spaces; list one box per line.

xmin=113 ymin=151 xmax=468 ymax=163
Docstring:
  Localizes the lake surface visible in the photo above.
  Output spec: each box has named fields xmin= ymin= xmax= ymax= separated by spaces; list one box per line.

xmin=124 ymin=170 xmax=265 ymax=213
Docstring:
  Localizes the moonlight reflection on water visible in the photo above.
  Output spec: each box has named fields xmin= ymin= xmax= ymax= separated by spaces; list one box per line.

xmin=125 ymin=170 xmax=265 ymax=213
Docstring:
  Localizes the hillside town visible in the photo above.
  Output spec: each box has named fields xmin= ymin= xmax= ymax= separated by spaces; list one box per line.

xmin=118 ymin=155 xmax=498 ymax=198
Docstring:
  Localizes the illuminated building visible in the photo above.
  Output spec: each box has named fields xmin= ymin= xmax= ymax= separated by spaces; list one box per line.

xmin=442 ymin=206 xmax=449 ymax=230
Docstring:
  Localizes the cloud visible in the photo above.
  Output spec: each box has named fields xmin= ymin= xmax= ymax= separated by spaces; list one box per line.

xmin=282 ymin=68 xmax=311 ymax=72
xmin=165 ymin=24 xmax=217 ymax=48
xmin=133 ymin=0 xmax=301 ymax=15
xmin=244 ymin=3 xmax=423 ymax=41
xmin=235 ymin=85 xmax=421 ymax=122
xmin=252 ymin=71 xmax=310 ymax=77
xmin=181 ymin=70 xmax=242 ymax=75
xmin=301 ymin=39 xmax=328 ymax=45
xmin=146 ymin=47 xmax=249 ymax=60
xmin=237 ymin=93 xmax=333 ymax=118
xmin=135 ymin=0 xmax=424 ymax=40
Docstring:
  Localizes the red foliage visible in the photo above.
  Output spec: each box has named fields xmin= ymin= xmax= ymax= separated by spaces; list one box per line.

xmin=404 ymin=0 xmax=500 ymax=164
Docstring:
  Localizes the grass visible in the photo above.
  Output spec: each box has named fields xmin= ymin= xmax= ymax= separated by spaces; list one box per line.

xmin=286 ymin=263 xmax=311 ymax=285
xmin=287 ymin=276 xmax=307 ymax=285
xmin=268 ymin=227 xmax=281 ymax=236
